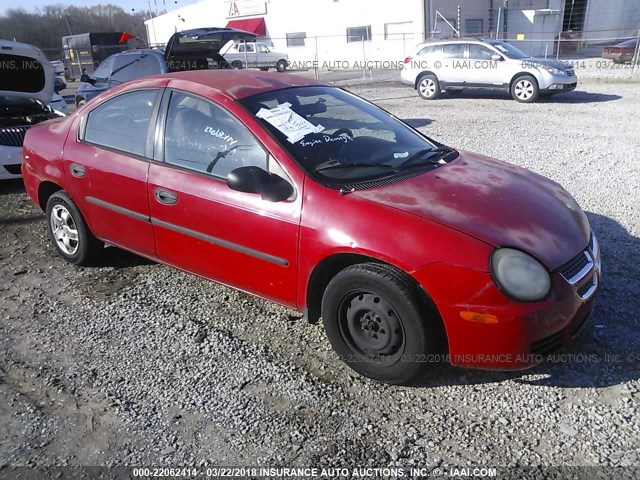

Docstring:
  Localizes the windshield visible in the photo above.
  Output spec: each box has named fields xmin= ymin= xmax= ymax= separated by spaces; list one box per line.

xmin=240 ymin=86 xmax=454 ymax=186
xmin=486 ymin=41 xmax=529 ymax=59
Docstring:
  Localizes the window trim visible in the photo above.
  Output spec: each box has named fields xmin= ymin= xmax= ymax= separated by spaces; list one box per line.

xmin=157 ymin=88 xmax=271 ymax=183
xmin=78 ymin=88 xmax=162 ymax=160
xmin=286 ymin=32 xmax=307 ymax=47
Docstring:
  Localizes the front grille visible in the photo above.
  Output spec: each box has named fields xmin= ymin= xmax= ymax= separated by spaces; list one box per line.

xmin=558 ymin=251 xmax=592 ymax=284
xmin=566 ymin=68 xmax=575 ymax=76
xmin=3 ymin=164 xmax=22 ymax=174
xmin=0 ymin=126 xmax=29 ymax=147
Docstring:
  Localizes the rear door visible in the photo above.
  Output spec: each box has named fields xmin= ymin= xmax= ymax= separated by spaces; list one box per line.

xmin=63 ymin=84 xmax=164 ymax=257
xmin=147 ymin=86 xmax=301 ymax=305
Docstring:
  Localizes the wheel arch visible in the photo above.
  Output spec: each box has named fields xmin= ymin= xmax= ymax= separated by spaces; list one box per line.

xmin=509 ymin=72 xmax=540 ymax=90
xmin=37 ymin=181 xmax=63 ymax=211
xmin=305 ymin=253 xmax=447 ymax=345
xmin=414 ymin=70 xmax=439 ymax=89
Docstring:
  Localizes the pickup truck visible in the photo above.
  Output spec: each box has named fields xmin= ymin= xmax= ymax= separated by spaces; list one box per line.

xmin=221 ymin=41 xmax=289 ymax=72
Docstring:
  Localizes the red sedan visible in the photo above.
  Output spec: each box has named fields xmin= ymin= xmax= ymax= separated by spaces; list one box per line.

xmin=22 ymin=71 xmax=600 ymax=384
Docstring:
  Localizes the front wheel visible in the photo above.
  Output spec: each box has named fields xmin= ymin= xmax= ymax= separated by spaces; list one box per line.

xmin=276 ymin=59 xmax=287 ymax=73
xmin=322 ymin=263 xmax=444 ymax=385
xmin=231 ymin=61 xmax=244 ymax=70
xmin=417 ymin=74 xmax=440 ymax=100
xmin=511 ymin=75 xmax=539 ymax=103
xmin=46 ymin=191 xmax=103 ymax=266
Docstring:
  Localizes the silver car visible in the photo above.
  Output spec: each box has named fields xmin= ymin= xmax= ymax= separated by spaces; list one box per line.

xmin=221 ymin=41 xmax=289 ymax=72
xmin=401 ymin=38 xmax=578 ymax=103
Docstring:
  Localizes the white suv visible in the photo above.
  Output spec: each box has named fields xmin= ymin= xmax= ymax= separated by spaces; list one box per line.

xmin=401 ymin=38 xmax=578 ymax=103
xmin=0 ymin=40 xmax=64 ymax=180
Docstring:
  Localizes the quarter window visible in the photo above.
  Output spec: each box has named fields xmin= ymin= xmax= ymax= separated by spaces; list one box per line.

xmin=83 ymin=89 xmax=156 ymax=156
xmin=164 ymin=91 xmax=267 ymax=178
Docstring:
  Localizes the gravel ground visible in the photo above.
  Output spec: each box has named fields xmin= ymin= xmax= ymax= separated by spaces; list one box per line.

xmin=1 ymin=78 xmax=639 ymax=477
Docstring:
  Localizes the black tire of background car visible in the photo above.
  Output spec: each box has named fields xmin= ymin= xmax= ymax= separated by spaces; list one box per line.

xmin=276 ymin=59 xmax=287 ymax=73
xmin=231 ymin=61 xmax=244 ymax=70
xmin=259 ymin=67 xmax=270 ymax=71
xmin=321 ymin=262 xmax=444 ymax=385
xmin=510 ymin=74 xmax=539 ymax=103
xmin=417 ymin=73 xmax=440 ymax=100
xmin=46 ymin=191 xmax=103 ymax=266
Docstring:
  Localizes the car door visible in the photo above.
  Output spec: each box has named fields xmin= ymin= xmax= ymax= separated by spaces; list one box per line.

xmin=439 ymin=43 xmax=466 ymax=86
xmin=466 ymin=43 xmax=509 ymax=89
xmin=63 ymin=87 xmax=162 ymax=257
xmin=257 ymin=43 xmax=275 ymax=67
xmin=147 ymin=87 xmax=301 ymax=305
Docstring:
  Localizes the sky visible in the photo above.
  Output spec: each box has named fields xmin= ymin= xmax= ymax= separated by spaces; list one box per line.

xmin=0 ymin=0 xmax=201 ymax=16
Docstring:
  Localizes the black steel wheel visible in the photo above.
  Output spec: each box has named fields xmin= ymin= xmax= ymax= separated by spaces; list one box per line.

xmin=322 ymin=262 xmax=444 ymax=384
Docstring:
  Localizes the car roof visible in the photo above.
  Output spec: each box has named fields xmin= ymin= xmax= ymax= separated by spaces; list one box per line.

xmin=151 ymin=70 xmax=329 ymax=100
xmin=110 ymin=49 xmax=165 ymax=58
xmin=416 ymin=37 xmax=497 ymax=46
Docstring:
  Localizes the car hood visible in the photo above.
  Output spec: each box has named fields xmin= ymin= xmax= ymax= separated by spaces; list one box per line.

xmin=353 ymin=151 xmax=590 ymax=270
xmin=0 ymin=40 xmax=54 ymax=104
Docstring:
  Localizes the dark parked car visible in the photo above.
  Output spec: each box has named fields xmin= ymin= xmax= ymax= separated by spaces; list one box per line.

xmin=602 ymin=39 xmax=638 ymax=63
xmin=23 ymin=71 xmax=600 ymax=385
xmin=76 ymin=50 xmax=167 ymax=107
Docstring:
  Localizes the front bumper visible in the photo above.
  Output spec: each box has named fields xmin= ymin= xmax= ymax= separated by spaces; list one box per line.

xmin=412 ymin=236 xmax=601 ymax=370
xmin=0 ymin=145 xmax=23 ymax=180
xmin=539 ymin=74 xmax=578 ymax=93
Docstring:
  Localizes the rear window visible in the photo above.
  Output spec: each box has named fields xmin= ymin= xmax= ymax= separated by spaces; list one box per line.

xmin=0 ymin=54 xmax=45 ymax=93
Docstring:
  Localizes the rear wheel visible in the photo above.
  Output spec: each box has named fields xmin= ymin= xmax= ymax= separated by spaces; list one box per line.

xmin=511 ymin=75 xmax=539 ymax=103
xmin=321 ymin=263 xmax=443 ymax=385
xmin=417 ymin=74 xmax=440 ymax=100
xmin=276 ymin=59 xmax=288 ymax=73
xmin=46 ymin=191 xmax=103 ymax=266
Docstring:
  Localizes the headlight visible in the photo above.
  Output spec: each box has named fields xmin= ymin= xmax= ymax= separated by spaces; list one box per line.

xmin=491 ymin=248 xmax=551 ymax=302
xmin=543 ymin=66 xmax=566 ymax=76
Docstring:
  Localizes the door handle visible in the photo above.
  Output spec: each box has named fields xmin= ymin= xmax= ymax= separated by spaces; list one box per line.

xmin=154 ymin=189 xmax=178 ymax=205
xmin=70 ymin=164 xmax=85 ymax=178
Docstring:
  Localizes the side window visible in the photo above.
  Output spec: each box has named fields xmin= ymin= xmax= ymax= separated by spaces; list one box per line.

xmin=164 ymin=91 xmax=268 ymax=179
xmin=469 ymin=44 xmax=496 ymax=60
xmin=258 ymin=44 xmax=269 ymax=53
xmin=442 ymin=43 xmax=465 ymax=59
xmin=83 ymin=90 xmax=157 ymax=157
xmin=246 ymin=43 xmax=255 ymax=53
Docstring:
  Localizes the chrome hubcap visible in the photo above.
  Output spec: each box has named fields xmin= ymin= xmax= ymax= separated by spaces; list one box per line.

xmin=420 ymin=79 xmax=436 ymax=97
xmin=515 ymin=80 xmax=534 ymax=99
xmin=50 ymin=205 xmax=79 ymax=255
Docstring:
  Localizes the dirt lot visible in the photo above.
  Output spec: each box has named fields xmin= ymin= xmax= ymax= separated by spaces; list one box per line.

xmin=1 ymin=78 xmax=639 ymax=477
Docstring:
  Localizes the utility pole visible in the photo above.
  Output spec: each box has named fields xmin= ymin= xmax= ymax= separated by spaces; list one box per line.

xmin=64 ymin=14 xmax=73 ymax=35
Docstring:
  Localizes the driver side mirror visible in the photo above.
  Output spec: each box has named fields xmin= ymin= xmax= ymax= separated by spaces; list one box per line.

xmin=80 ymin=73 xmax=96 ymax=85
xmin=491 ymin=54 xmax=503 ymax=61
xmin=227 ymin=166 xmax=294 ymax=202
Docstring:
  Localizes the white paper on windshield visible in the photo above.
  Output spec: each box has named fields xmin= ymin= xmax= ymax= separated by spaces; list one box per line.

xmin=256 ymin=102 xmax=324 ymax=143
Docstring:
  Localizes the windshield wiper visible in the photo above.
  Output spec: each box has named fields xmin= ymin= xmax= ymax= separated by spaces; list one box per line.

xmin=314 ymin=162 xmax=396 ymax=173
xmin=399 ymin=146 xmax=456 ymax=168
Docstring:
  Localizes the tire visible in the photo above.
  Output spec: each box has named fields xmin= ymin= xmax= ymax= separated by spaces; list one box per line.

xmin=321 ymin=263 xmax=443 ymax=385
xmin=76 ymin=99 xmax=86 ymax=108
xmin=259 ymin=67 xmax=269 ymax=71
xmin=417 ymin=74 xmax=440 ymax=100
xmin=276 ymin=59 xmax=287 ymax=73
xmin=231 ymin=61 xmax=244 ymax=70
xmin=46 ymin=191 xmax=103 ymax=266
xmin=511 ymin=75 xmax=539 ymax=103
